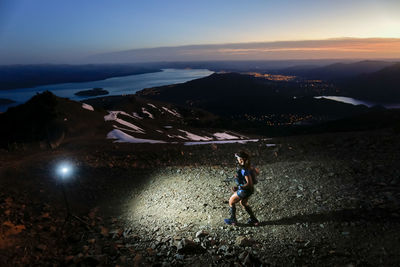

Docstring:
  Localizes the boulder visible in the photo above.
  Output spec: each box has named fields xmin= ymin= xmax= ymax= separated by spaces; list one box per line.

xmin=235 ymin=236 xmax=256 ymax=247
xmin=177 ymin=238 xmax=206 ymax=254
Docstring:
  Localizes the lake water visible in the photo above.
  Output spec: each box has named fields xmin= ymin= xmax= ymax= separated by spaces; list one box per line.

xmin=0 ymin=68 xmax=213 ymax=112
xmin=314 ymin=96 xmax=400 ymax=109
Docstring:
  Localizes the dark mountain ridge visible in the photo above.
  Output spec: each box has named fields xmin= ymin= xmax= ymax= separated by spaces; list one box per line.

xmin=278 ymin=60 xmax=396 ymax=80
xmin=339 ymin=62 xmax=400 ymax=102
xmin=274 ymin=60 xmax=400 ymax=102
xmin=134 ymin=71 xmax=400 ymax=136
xmin=137 ymin=72 xmax=369 ymax=117
xmin=0 ymin=91 xmax=107 ymax=149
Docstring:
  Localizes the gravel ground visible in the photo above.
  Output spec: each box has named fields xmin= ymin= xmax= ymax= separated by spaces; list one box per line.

xmin=1 ymin=129 xmax=400 ymax=266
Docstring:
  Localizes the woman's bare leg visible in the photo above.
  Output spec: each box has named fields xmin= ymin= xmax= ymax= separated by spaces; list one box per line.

xmin=240 ymin=198 xmax=259 ymax=225
xmin=229 ymin=193 xmax=241 ymax=207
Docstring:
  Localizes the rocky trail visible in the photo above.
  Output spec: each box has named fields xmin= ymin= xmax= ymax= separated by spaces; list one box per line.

xmin=1 ymin=129 xmax=400 ymax=266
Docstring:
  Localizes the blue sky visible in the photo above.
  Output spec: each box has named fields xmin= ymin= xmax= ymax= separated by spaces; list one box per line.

xmin=0 ymin=0 xmax=399 ymax=64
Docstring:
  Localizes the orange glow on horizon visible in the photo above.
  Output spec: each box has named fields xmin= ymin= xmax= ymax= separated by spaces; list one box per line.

xmin=176 ymin=38 xmax=400 ymax=60
xmin=217 ymin=39 xmax=400 ymax=55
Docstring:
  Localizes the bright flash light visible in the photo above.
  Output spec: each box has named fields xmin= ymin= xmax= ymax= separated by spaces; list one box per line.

xmin=57 ymin=163 xmax=74 ymax=180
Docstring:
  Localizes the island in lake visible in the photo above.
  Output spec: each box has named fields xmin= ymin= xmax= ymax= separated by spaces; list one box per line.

xmin=74 ymin=88 xmax=109 ymax=97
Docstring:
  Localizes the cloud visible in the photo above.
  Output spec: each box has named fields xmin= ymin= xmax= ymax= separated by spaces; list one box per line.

xmin=87 ymin=38 xmax=400 ymax=63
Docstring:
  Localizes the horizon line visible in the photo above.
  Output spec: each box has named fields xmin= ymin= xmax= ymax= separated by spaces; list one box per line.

xmin=1 ymin=57 xmax=400 ymax=67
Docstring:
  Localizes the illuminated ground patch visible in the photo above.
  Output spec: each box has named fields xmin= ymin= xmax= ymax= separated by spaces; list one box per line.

xmin=122 ymin=160 xmax=366 ymax=236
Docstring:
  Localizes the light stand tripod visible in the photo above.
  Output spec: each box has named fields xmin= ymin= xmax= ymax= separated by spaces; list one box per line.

xmin=57 ymin=164 xmax=89 ymax=228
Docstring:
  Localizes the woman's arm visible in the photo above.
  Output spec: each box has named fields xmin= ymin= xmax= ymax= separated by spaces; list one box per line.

xmin=240 ymin=175 xmax=253 ymax=189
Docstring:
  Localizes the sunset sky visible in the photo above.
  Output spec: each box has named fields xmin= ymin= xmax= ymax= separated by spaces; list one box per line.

xmin=0 ymin=0 xmax=399 ymax=64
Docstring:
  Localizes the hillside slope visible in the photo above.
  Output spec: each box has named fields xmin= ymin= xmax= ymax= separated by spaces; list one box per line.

xmin=0 ymin=91 xmax=108 ymax=149
xmin=0 ymin=92 xmax=262 ymax=150
xmin=340 ymin=63 xmax=400 ymax=102
xmin=279 ymin=60 xmax=396 ymax=80
xmin=136 ymin=72 xmax=369 ymax=118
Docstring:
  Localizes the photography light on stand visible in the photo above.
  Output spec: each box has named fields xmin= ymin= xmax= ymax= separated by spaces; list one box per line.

xmin=56 ymin=162 xmax=73 ymax=220
xmin=56 ymin=162 xmax=90 ymax=228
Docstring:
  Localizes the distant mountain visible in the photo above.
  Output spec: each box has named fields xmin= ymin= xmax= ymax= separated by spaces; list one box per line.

xmin=274 ymin=60 xmax=400 ymax=102
xmin=132 ymin=72 xmax=400 ymax=136
xmin=148 ymin=60 xmax=339 ymax=73
xmin=339 ymin=63 xmax=400 ymax=102
xmin=136 ymin=72 xmax=369 ymax=118
xmin=272 ymin=64 xmax=320 ymax=75
xmin=280 ymin=60 xmax=396 ymax=80
xmin=74 ymin=88 xmax=109 ymax=96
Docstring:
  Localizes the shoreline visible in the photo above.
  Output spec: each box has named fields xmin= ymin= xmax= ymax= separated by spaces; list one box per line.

xmin=0 ymin=68 xmax=213 ymax=112
xmin=0 ymin=65 xmax=163 ymax=91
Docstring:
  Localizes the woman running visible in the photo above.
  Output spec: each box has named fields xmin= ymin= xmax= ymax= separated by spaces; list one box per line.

xmin=224 ymin=151 xmax=259 ymax=226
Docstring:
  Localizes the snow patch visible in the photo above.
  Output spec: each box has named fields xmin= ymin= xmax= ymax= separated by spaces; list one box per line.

xmin=178 ymin=129 xmax=213 ymax=141
xmin=162 ymin=107 xmax=182 ymax=118
xmin=132 ymin=112 xmax=143 ymax=119
xmin=120 ymin=111 xmax=134 ymax=118
xmin=147 ymin=103 xmax=158 ymax=109
xmin=113 ymin=125 xmax=143 ymax=134
xmin=107 ymin=129 xmax=166 ymax=144
xmin=82 ymin=103 xmax=94 ymax=111
xmin=142 ymin=107 xmax=154 ymax=119
xmin=115 ymin=120 xmax=144 ymax=134
xmin=213 ymin=132 xmax=240 ymax=140
xmin=104 ymin=111 xmax=118 ymax=121
xmin=184 ymin=139 xmax=259 ymax=146
xmin=104 ymin=111 xmax=134 ymax=121
xmin=104 ymin=111 xmax=145 ymax=133
xmin=167 ymin=134 xmax=187 ymax=140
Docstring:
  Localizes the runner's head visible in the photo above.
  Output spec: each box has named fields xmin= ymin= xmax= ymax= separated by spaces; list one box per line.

xmin=235 ymin=151 xmax=250 ymax=168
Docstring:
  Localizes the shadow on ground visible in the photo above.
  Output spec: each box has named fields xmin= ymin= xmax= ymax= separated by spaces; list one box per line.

xmin=257 ymin=207 xmax=399 ymax=226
